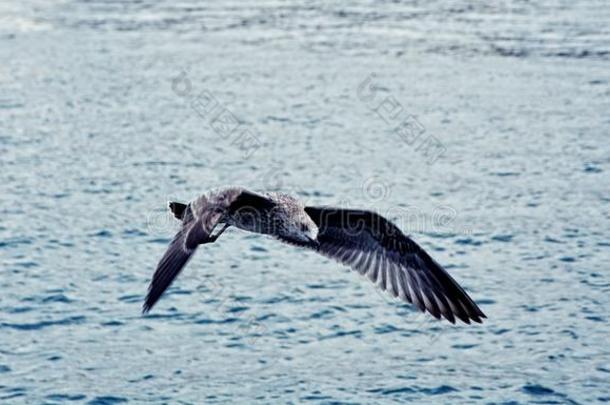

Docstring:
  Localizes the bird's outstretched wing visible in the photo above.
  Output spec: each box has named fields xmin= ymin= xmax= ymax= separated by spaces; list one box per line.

xmin=143 ymin=189 xmax=275 ymax=313
xmin=304 ymin=206 xmax=486 ymax=324
xmin=143 ymin=225 xmax=197 ymax=313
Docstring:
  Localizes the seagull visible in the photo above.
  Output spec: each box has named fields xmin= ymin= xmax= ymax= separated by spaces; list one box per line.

xmin=143 ymin=187 xmax=486 ymax=324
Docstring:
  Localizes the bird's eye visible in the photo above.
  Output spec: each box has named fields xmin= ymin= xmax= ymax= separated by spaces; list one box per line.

xmin=300 ymin=223 xmax=308 ymax=232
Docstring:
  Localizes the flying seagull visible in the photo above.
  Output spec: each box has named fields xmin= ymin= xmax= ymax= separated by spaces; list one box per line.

xmin=143 ymin=187 xmax=486 ymax=324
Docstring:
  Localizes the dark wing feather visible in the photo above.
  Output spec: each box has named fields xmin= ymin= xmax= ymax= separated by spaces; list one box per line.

xmin=228 ymin=189 xmax=275 ymax=213
xmin=143 ymin=208 xmax=222 ymax=313
xmin=144 ymin=188 xmax=272 ymax=313
xmin=305 ymin=206 xmax=486 ymax=324
xmin=143 ymin=226 xmax=196 ymax=313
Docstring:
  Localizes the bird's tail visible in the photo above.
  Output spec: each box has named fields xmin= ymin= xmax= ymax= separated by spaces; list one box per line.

xmin=168 ymin=201 xmax=188 ymax=220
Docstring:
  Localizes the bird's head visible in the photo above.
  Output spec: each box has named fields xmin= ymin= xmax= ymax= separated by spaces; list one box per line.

xmin=270 ymin=194 xmax=319 ymax=248
xmin=286 ymin=212 xmax=319 ymax=248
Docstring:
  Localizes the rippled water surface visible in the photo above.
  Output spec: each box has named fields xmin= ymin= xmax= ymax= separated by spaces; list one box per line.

xmin=1 ymin=1 xmax=609 ymax=403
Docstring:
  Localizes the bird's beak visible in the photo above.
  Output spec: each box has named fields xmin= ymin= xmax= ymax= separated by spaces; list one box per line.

xmin=307 ymin=237 xmax=320 ymax=248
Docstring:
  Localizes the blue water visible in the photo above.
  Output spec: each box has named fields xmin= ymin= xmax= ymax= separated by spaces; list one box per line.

xmin=1 ymin=1 xmax=609 ymax=403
